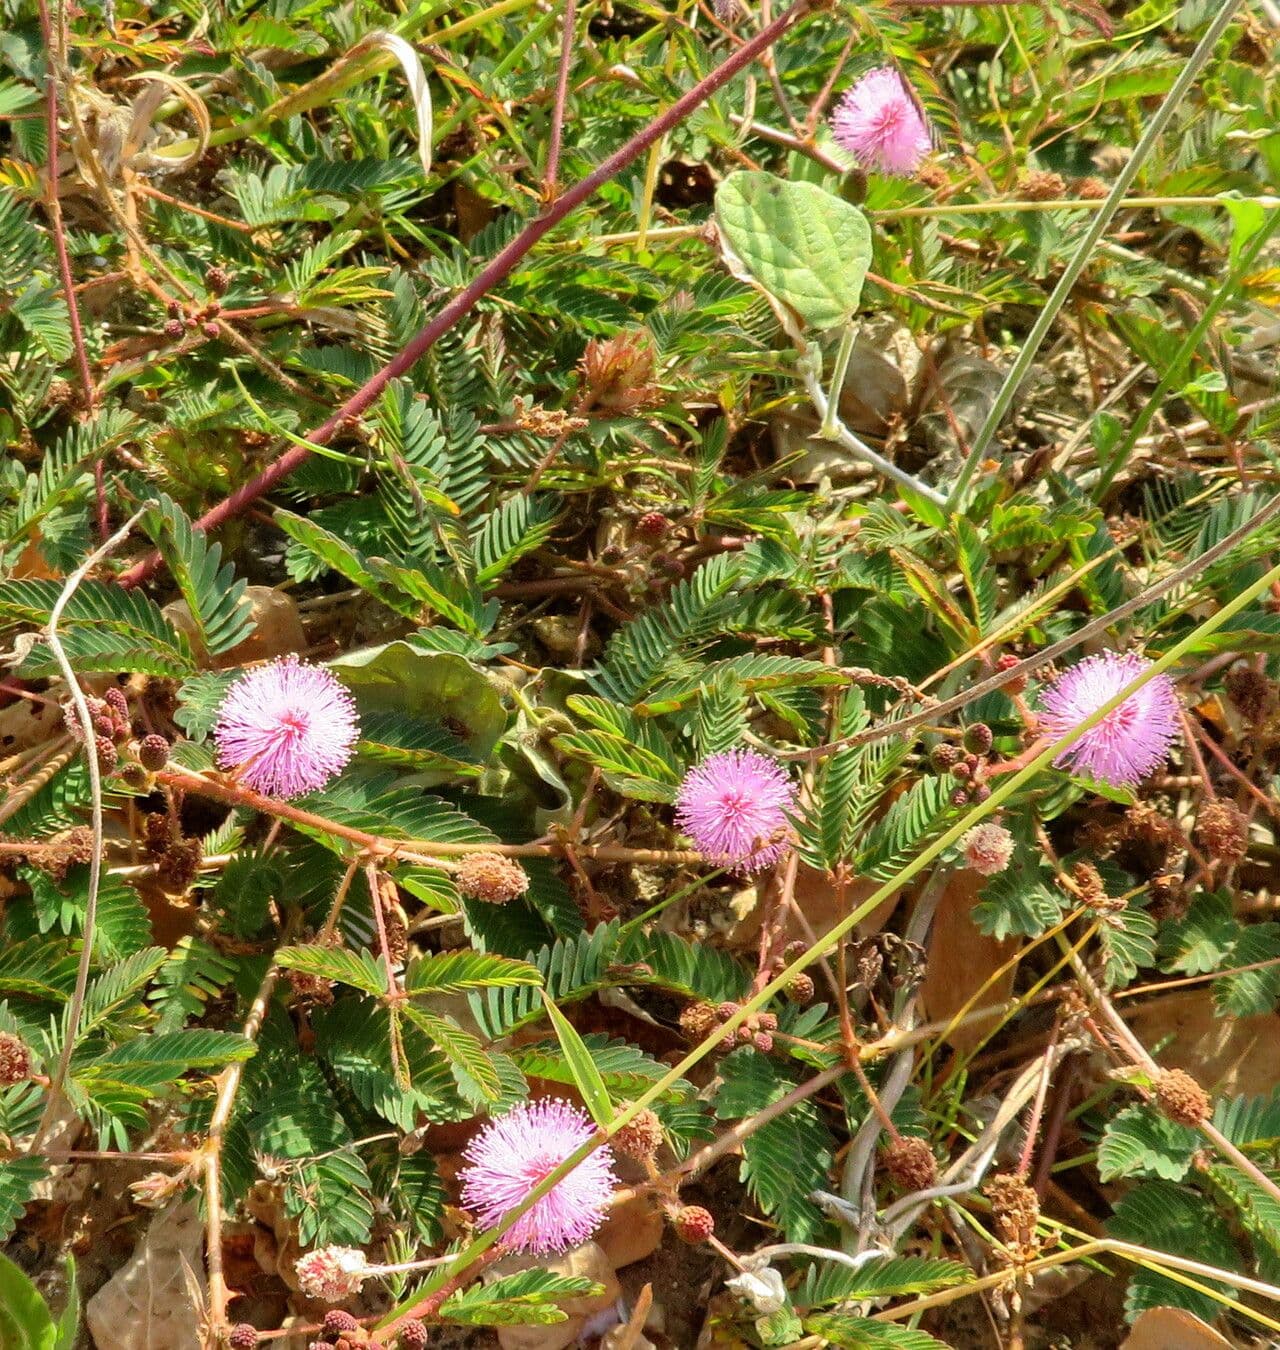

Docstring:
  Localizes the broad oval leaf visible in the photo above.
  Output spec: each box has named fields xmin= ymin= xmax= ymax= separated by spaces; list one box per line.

xmin=714 ymin=170 xmax=872 ymax=331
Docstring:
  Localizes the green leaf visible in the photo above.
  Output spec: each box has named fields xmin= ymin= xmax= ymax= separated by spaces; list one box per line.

xmin=78 ymin=1029 xmax=255 ymax=1089
xmin=1097 ymin=1105 xmax=1198 ymax=1182
xmin=972 ymin=856 xmax=1066 ymax=940
xmin=714 ymin=171 xmax=872 ymax=330
xmin=400 ymin=1003 xmax=502 ymax=1105
xmin=53 ymin=1257 xmax=77 ymax=1350
xmin=1108 ymin=1181 xmax=1238 ymax=1323
xmin=331 ymin=642 xmax=507 ymax=781
xmin=803 ymin=1313 xmax=951 ymax=1349
xmin=474 ymin=494 xmax=560 ymax=584
xmin=146 ymin=495 xmax=252 ymax=656
xmin=275 ymin=945 xmax=389 ymax=998
xmin=1213 ymin=923 xmax=1280 ymax=1015
xmin=541 ymin=992 xmax=613 ymax=1128
xmin=798 ymin=1256 xmax=972 ymax=1309
xmin=0 ymin=579 xmax=193 ymax=675
xmin=405 ymin=950 xmax=541 ymax=994
xmin=0 ymin=1158 xmax=48 ymax=1243
xmin=440 ymin=1269 xmax=603 ymax=1326
xmin=0 ymin=1250 xmax=56 ymax=1350
xmin=1159 ymin=891 xmax=1239 ymax=975
xmin=717 ymin=1050 xmax=834 ymax=1242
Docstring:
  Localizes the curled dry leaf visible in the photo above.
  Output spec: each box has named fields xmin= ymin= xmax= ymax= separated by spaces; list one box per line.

xmin=920 ymin=869 xmax=1019 ymax=1054
xmin=86 ymin=1201 xmax=208 ymax=1350
xmin=1121 ymin=1305 xmax=1233 ymax=1349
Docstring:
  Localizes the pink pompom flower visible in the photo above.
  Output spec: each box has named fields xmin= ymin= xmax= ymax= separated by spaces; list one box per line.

xmin=830 ymin=67 xmax=932 ymax=176
xmin=1038 ymin=651 xmax=1180 ymax=789
xmin=961 ymin=822 xmax=1014 ymax=877
xmin=214 ymin=655 xmax=359 ymax=799
xmin=459 ymin=1099 xmax=617 ymax=1255
xmin=294 ymin=1245 xmax=368 ymax=1301
xmin=676 ymin=749 xmax=797 ymax=875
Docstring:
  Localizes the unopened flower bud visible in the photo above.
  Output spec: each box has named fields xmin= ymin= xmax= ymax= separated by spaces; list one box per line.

xmin=94 ymin=735 xmax=118 ymax=773
xmin=930 ymin=744 xmax=961 ymax=771
xmin=752 ymin=1031 xmax=774 ymax=1054
xmin=786 ymin=972 xmax=815 ymax=1004
xmin=321 ymin=1311 xmax=360 ymax=1339
xmin=228 ymin=1326 xmax=259 ymax=1350
xmin=137 ymin=733 xmax=171 ymax=771
xmin=673 ymin=1205 xmax=714 ymax=1243
xmin=963 ymin=723 xmax=993 ymax=756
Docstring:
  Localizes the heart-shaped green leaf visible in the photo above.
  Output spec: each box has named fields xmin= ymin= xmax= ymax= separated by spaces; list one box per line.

xmin=715 ymin=170 xmax=872 ymax=331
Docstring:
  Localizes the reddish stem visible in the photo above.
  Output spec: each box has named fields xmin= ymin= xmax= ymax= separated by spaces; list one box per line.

xmin=117 ymin=0 xmax=813 ymax=589
xmin=542 ymin=0 xmax=579 ymax=197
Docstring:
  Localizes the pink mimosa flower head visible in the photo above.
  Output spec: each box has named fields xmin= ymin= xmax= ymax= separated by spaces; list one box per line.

xmin=214 ymin=655 xmax=359 ymax=799
xmin=831 ymin=67 xmax=932 ymax=176
xmin=294 ymin=1245 xmax=368 ymax=1301
xmin=459 ymin=1099 xmax=617 ymax=1255
xmin=676 ymin=748 xmax=797 ymax=875
xmin=1038 ymin=651 xmax=1180 ymax=788
xmin=961 ymin=822 xmax=1014 ymax=877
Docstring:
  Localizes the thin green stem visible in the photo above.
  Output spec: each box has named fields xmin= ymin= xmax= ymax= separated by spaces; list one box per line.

xmin=944 ymin=0 xmax=1248 ymax=510
xmin=819 ymin=325 xmax=856 ymax=439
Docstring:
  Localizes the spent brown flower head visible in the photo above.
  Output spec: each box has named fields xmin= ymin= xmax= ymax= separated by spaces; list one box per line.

xmin=1020 ymin=170 xmax=1066 ymax=200
xmin=0 ymin=1033 xmax=31 ymax=1086
xmin=883 ymin=1135 xmax=937 ymax=1192
xmin=612 ymin=1108 xmax=664 ymax=1162
xmin=1155 ymin=1068 xmax=1210 ymax=1126
xmin=456 ymin=851 xmax=529 ymax=904
xmin=580 ymin=330 xmax=659 ymax=411
xmin=984 ymin=1172 xmax=1040 ymax=1246
xmin=1195 ymin=799 xmax=1249 ymax=866
xmin=1225 ymin=665 xmax=1278 ymax=725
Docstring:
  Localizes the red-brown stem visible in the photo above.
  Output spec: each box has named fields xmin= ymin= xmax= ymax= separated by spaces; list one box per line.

xmin=116 ymin=0 xmax=813 ymax=589
xmin=1015 ymin=1020 xmax=1058 ymax=1179
xmin=154 ymin=765 xmax=703 ymax=864
xmin=36 ymin=0 xmax=95 ymax=418
xmin=542 ymin=0 xmax=579 ymax=197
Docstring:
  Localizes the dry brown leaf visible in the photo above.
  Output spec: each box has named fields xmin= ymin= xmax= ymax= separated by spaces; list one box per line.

xmin=595 ymin=1191 xmax=664 ymax=1270
xmin=86 ymin=1201 xmax=207 ymax=1350
xmin=920 ymin=870 xmax=1019 ymax=1053
xmin=164 ymin=585 xmax=306 ymax=669
xmin=1121 ymin=1305 xmax=1233 ymax=1349
xmin=1126 ymin=988 xmax=1280 ymax=1097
